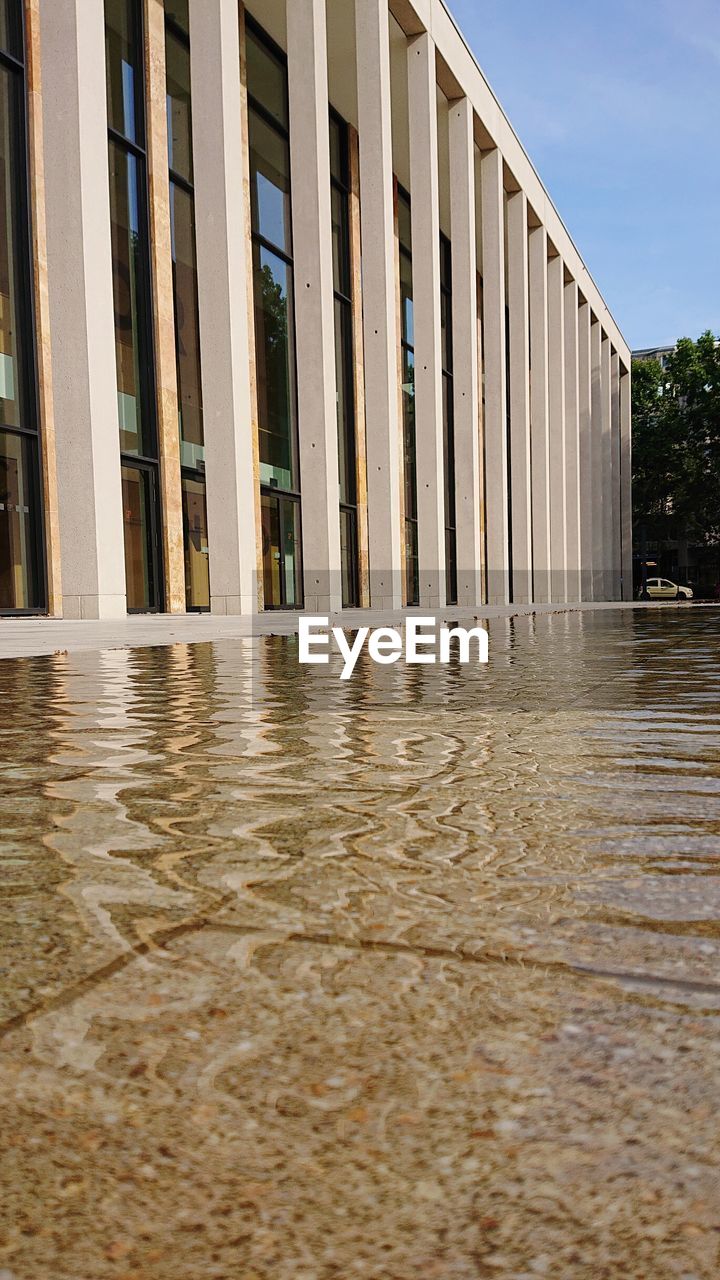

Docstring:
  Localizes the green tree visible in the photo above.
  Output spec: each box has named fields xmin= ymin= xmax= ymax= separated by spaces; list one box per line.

xmin=632 ymin=331 xmax=720 ymax=545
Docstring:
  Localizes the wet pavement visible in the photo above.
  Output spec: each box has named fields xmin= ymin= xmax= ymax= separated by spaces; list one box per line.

xmin=1 ymin=607 xmax=719 ymax=1279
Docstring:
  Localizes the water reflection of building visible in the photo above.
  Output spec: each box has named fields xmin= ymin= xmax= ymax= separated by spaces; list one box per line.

xmin=1 ymin=0 xmax=631 ymax=621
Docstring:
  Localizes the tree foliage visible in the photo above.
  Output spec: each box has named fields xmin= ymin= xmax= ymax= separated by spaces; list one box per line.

xmin=632 ymin=332 xmax=720 ymax=543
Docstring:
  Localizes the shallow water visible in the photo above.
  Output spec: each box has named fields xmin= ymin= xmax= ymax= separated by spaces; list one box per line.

xmin=1 ymin=608 xmax=719 ymax=1278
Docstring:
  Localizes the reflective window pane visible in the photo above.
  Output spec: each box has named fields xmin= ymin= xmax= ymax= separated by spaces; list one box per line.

xmin=331 ymin=185 xmax=350 ymax=299
xmin=334 ymin=297 xmax=355 ymax=506
xmin=0 ymin=0 xmax=21 ymax=61
xmin=165 ymin=0 xmax=188 ymax=36
xmin=405 ymin=518 xmax=419 ymax=607
xmin=170 ymin=181 xmax=204 ymax=463
xmin=398 ymin=191 xmax=412 ymax=253
xmin=445 ymin=527 xmax=457 ymax=606
xmin=400 ymin=251 xmax=414 ymax=349
xmin=0 ymin=429 xmax=41 ymax=610
xmin=281 ymin=497 xmax=301 ymax=607
xmin=340 ymin=507 xmax=358 ymax=608
xmin=246 ymin=27 xmax=287 ymax=129
xmin=105 ymin=0 xmax=143 ymax=143
xmin=254 ymin=244 xmax=296 ymax=491
xmin=249 ymin=108 xmax=291 ymax=256
xmin=261 ymin=493 xmax=302 ymax=609
xmin=329 ymin=115 xmax=343 ymax=185
xmin=166 ymin=28 xmax=192 ymax=183
xmin=182 ymin=474 xmax=209 ymax=610
xmin=261 ymin=491 xmax=281 ymax=608
xmin=121 ymin=465 xmax=156 ymax=610
xmin=109 ymin=140 xmax=154 ymax=457
xmin=402 ymin=347 xmax=416 ymax=520
xmin=441 ymin=282 xmax=452 ymax=372
xmin=0 ymin=68 xmax=26 ymax=431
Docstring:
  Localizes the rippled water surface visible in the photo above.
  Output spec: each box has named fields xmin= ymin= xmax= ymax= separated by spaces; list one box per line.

xmin=1 ymin=608 xmax=719 ymax=1279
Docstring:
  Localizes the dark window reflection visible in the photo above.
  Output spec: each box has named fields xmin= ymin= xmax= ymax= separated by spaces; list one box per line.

xmin=0 ymin=0 xmax=21 ymax=62
xmin=441 ymin=233 xmax=457 ymax=605
xmin=248 ymin=20 xmax=302 ymax=609
xmin=399 ymin=189 xmax=418 ymax=605
xmin=105 ymin=0 xmax=142 ymax=142
xmin=121 ymin=464 xmax=156 ymax=611
xmin=0 ymin=67 xmax=26 ymax=432
xmin=0 ymin=18 xmax=46 ymax=612
xmin=182 ymin=474 xmax=209 ymax=610
xmin=330 ymin=112 xmax=359 ymax=607
xmin=106 ymin=0 xmax=161 ymax=612
xmin=0 ymin=429 xmax=42 ymax=610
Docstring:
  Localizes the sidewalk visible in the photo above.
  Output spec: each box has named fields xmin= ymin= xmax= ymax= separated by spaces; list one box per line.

xmin=0 ymin=600 xmax=712 ymax=660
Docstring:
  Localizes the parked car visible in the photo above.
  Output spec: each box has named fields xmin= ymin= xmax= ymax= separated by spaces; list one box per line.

xmin=639 ymin=577 xmax=693 ymax=601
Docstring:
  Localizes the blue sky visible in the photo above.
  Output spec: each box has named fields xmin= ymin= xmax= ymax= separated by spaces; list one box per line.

xmin=449 ymin=0 xmax=720 ymax=351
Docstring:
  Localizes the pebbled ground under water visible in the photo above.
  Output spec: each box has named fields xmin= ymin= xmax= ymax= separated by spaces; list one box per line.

xmin=1 ymin=608 xmax=719 ymax=1279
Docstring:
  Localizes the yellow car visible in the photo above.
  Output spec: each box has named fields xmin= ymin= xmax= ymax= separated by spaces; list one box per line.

xmin=639 ymin=577 xmax=693 ymax=601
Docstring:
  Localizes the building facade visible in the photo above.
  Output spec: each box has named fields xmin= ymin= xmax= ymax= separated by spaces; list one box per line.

xmin=0 ymin=0 xmax=632 ymax=618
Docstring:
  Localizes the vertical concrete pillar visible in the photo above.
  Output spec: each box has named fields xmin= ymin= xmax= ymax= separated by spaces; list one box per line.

xmin=564 ymin=279 xmax=581 ymax=602
xmin=355 ymin=0 xmax=403 ymax=609
xmin=480 ymin=148 xmax=509 ymax=606
xmin=578 ymin=300 xmax=593 ymax=600
xmin=448 ymin=97 xmax=481 ymax=607
xmin=610 ymin=350 xmax=622 ymax=601
xmin=190 ymin=0 xmax=257 ymax=615
xmin=506 ymin=189 xmax=532 ymax=604
xmin=620 ymin=366 xmax=632 ymax=600
xmin=407 ymin=31 xmax=445 ymax=608
xmin=590 ymin=320 xmax=604 ymax=599
xmin=288 ymin=0 xmax=342 ymax=613
xmin=40 ymin=0 xmax=126 ymax=619
xmin=529 ymin=224 xmax=550 ymax=603
xmin=144 ymin=0 xmax=185 ymax=613
xmin=600 ymin=335 xmax=613 ymax=600
xmin=547 ymin=253 xmax=567 ymax=601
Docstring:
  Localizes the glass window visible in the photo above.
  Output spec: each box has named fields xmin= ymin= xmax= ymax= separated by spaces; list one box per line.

xmin=170 ymin=181 xmax=203 ymax=464
xmin=440 ymin=234 xmax=456 ymax=605
xmin=246 ymin=26 xmax=287 ymax=130
xmin=249 ymin=109 xmax=291 ymax=256
xmin=329 ymin=115 xmax=344 ymax=186
xmin=340 ymin=508 xmax=357 ymax=608
xmin=261 ymin=492 xmax=301 ymax=609
xmin=0 ymin=429 xmax=41 ymax=610
xmin=0 ymin=68 xmax=26 ymax=431
xmin=121 ymin=465 xmax=156 ymax=611
xmin=249 ymin=22 xmax=301 ymax=611
xmin=165 ymin=0 xmax=188 ymax=36
xmin=0 ymin=0 xmax=21 ymax=61
xmin=334 ymin=298 xmax=355 ymax=507
xmin=166 ymin=28 xmax=192 ymax=183
xmin=402 ymin=347 xmax=416 ymax=521
xmin=398 ymin=191 xmax=412 ymax=253
xmin=254 ymin=244 xmax=297 ymax=492
xmin=182 ymin=474 xmax=209 ymax=610
xmin=104 ymin=0 xmax=143 ymax=143
xmin=400 ymin=250 xmax=414 ymax=349
xmin=331 ymin=185 xmax=350 ymax=299
xmin=108 ymin=140 xmax=154 ymax=458
xmin=405 ymin=519 xmax=418 ymax=610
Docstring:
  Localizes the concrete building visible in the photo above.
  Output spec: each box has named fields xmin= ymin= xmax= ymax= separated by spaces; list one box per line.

xmin=632 ymin=345 xmax=675 ymax=369
xmin=0 ymin=0 xmax=631 ymax=619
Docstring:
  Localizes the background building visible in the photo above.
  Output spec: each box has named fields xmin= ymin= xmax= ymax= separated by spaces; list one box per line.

xmin=0 ymin=0 xmax=631 ymax=618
